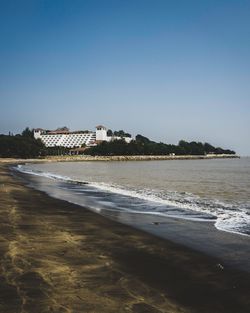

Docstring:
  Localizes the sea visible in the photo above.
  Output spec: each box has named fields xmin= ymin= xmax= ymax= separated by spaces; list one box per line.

xmin=14 ymin=157 xmax=250 ymax=271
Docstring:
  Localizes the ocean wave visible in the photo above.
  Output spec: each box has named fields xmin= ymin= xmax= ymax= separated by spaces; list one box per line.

xmin=16 ymin=164 xmax=88 ymax=184
xmin=16 ymin=164 xmax=71 ymax=181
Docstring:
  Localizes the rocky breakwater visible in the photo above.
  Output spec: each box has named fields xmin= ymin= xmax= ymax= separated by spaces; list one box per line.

xmin=42 ymin=154 xmax=240 ymax=162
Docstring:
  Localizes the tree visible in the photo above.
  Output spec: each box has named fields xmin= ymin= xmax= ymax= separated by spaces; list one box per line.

xmin=135 ymin=134 xmax=151 ymax=144
xmin=56 ymin=126 xmax=69 ymax=131
xmin=204 ymin=142 xmax=215 ymax=154
xmin=0 ymin=134 xmax=46 ymax=158
xmin=107 ymin=129 xmax=113 ymax=136
xmin=21 ymin=127 xmax=33 ymax=138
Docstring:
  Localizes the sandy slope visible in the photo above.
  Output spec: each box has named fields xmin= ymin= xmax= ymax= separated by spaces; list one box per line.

xmin=0 ymin=164 xmax=249 ymax=313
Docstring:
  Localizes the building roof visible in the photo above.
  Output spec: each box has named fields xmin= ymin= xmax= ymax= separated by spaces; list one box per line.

xmin=47 ymin=130 xmax=70 ymax=134
xmin=95 ymin=125 xmax=106 ymax=129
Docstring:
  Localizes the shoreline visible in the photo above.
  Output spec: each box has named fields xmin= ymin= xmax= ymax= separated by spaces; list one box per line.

xmin=1 ymin=164 xmax=250 ymax=312
xmin=0 ymin=153 xmax=239 ymax=164
xmin=14 ymin=164 xmax=250 ymax=273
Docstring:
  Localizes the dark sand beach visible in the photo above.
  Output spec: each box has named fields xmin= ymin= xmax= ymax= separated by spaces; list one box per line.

xmin=1 ymin=163 xmax=250 ymax=313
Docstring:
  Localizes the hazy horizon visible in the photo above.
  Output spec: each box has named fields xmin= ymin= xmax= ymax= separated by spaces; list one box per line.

xmin=1 ymin=0 xmax=249 ymax=155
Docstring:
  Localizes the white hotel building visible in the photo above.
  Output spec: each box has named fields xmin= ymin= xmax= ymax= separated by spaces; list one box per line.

xmin=34 ymin=125 xmax=132 ymax=148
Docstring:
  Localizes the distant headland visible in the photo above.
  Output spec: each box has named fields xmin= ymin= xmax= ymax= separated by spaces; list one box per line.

xmin=0 ymin=125 xmax=236 ymax=159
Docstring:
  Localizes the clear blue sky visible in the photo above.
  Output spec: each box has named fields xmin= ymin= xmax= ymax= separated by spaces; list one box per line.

xmin=0 ymin=0 xmax=249 ymax=155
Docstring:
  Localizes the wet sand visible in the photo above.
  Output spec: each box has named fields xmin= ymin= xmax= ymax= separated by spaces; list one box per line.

xmin=0 ymin=164 xmax=250 ymax=313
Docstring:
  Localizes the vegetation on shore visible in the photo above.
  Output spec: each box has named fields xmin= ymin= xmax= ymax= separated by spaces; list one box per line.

xmin=0 ymin=128 xmax=235 ymax=158
xmin=85 ymin=134 xmax=235 ymax=156
xmin=0 ymin=128 xmax=45 ymax=158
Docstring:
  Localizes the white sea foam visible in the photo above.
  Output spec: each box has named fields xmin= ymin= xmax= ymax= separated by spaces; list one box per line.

xmin=88 ymin=181 xmax=250 ymax=236
xmin=16 ymin=164 xmax=74 ymax=182
xmin=89 ymin=181 xmax=213 ymax=215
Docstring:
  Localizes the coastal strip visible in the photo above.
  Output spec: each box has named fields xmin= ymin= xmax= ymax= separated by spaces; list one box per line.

xmin=0 ymin=153 xmax=239 ymax=164
xmin=0 ymin=164 xmax=249 ymax=313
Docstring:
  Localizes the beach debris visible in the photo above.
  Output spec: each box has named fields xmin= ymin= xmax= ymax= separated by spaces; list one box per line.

xmin=216 ymin=263 xmax=224 ymax=270
xmin=99 ymin=254 xmax=108 ymax=259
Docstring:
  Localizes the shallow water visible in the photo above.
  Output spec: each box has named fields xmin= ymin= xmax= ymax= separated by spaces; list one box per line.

xmin=16 ymin=158 xmax=250 ymax=236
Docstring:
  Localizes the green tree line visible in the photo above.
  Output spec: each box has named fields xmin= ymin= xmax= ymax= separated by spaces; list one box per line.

xmin=0 ymin=128 xmax=46 ymax=158
xmin=0 ymin=127 xmax=70 ymax=158
xmin=0 ymin=128 xmax=235 ymax=158
xmin=85 ymin=134 xmax=235 ymax=156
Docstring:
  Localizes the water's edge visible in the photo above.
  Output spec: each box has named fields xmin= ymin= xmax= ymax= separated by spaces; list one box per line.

xmin=12 ymin=165 xmax=250 ymax=273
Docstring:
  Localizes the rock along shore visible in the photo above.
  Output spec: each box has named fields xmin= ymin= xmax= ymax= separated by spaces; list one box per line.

xmin=0 ymin=153 xmax=240 ymax=164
